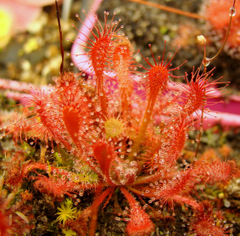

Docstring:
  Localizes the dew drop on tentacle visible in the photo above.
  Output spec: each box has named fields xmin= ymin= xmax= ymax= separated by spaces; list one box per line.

xmin=202 ymin=57 xmax=211 ymax=67
xmin=229 ymin=7 xmax=236 ymax=17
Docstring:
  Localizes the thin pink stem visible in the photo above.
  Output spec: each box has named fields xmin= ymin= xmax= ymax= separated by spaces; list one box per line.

xmin=71 ymin=0 xmax=103 ymax=74
xmin=0 ymin=78 xmax=46 ymax=92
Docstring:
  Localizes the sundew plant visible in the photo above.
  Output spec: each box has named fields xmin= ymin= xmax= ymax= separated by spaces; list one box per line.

xmin=1 ymin=0 xmax=240 ymax=235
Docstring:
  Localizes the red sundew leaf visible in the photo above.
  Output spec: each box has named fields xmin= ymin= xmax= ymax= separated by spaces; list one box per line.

xmin=120 ymin=187 xmax=154 ymax=236
xmin=190 ymin=201 xmax=226 ymax=236
xmin=93 ymin=141 xmax=115 ymax=182
xmin=62 ymin=107 xmax=81 ymax=145
xmin=32 ymin=175 xmax=78 ymax=200
xmin=139 ymin=43 xmax=183 ymax=102
xmin=126 ymin=204 xmax=155 ymax=236
xmin=193 ymin=160 xmax=239 ymax=184
xmin=182 ymin=67 xmax=226 ymax=116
